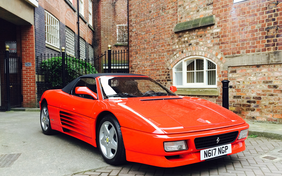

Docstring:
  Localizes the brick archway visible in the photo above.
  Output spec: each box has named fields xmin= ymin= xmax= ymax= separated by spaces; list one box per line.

xmin=168 ymin=46 xmax=225 ymax=70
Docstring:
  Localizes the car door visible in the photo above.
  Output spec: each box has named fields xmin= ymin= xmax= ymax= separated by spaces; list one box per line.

xmin=59 ymin=77 xmax=98 ymax=142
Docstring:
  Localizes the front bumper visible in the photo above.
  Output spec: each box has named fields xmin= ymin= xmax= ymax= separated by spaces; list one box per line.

xmin=121 ymin=123 xmax=249 ymax=168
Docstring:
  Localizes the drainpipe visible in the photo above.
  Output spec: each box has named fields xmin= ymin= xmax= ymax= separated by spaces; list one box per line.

xmin=127 ymin=0 xmax=129 ymax=71
xmin=77 ymin=0 xmax=80 ymax=59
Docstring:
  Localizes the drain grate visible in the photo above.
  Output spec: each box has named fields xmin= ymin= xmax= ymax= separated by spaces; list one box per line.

xmin=0 ymin=153 xmax=21 ymax=168
xmin=262 ymin=155 xmax=277 ymax=161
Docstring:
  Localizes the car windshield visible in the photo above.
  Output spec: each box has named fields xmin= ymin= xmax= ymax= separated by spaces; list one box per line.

xmin=100 ymin=76 xmax=176 ymax=99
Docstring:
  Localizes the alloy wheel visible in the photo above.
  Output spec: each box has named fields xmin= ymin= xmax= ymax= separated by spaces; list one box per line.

xmin=99 ymin=121 xmax=118 ymax=159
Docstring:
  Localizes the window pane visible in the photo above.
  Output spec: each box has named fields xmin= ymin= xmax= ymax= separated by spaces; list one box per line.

xmin=80 ymin=38 xmax=86 ymax=60
xmin=208 ymin=70 xmax=216 ymax=85
xmin=196 ymin=71 xmax=204 ymax=83
xmin=175 ymin=62 xmax=182 ymax=71
xmin=117 ymin=25 xmax=128 ymax=43
xmin=175 ymin=72 xmax=183 ymax=85
xmin=187 ymin=72 xmax=194 ymax=83
xmin=196 ymin=59 xmax=203 ymax=70
xmin=186 ymin=60 xmax=194 ymax=71
xmin=207 ymin=60 xmax=216 ymax=69
xmin=45 ymin=11 xmax=59 ymax=48
xmin=89 ymin=0 xmax=93 ymax=26
xmin=66 ymin=27 xmax=75 ymax=56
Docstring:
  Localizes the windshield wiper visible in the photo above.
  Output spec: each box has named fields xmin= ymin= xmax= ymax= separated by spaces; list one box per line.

xmin=108 ymin=93 xmax=137 ymax=98
xmin=142 ymin=91 xmax=170 ymax=97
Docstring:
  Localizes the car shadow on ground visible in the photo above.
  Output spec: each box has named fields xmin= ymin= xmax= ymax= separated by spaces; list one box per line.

xmin=120 ymin=155 xmax=239 ymax=175
xmin=46 ymin=131 xmax=101 ymax=155
xmin=42 ymin=130 xmax=239 ymax=175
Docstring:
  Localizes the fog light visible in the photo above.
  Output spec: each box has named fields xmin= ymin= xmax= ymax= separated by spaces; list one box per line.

xmin=238 ymin=129 xmax=248 ymax=139
xmin=164 ymin=141 xmax=187 ymax=152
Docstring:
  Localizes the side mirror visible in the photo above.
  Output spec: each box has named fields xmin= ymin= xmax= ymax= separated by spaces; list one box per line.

xmin=75 ymin=87 xmax=97 ymax=100
xmin=170 ymin=86 xmax=177 ymax=93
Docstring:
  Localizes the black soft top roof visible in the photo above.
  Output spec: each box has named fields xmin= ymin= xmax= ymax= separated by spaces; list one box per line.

xmin=62 ymin=73 xmax=146 ymax=94
xmin=81 ymin=73 xmax=145 ymax=78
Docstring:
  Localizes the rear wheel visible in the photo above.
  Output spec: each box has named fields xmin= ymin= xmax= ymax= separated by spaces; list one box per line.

xmin=40 ymin=103 xmax=53 ymax=135
xmin=97 ymin=115 xmax=126 ymax=165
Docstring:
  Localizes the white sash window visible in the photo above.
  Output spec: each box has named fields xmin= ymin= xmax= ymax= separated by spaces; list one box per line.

xmin=45 ymin=11 xmax=60 ymax=48
xmin=173 ymin=57 xmax=217 ymax=88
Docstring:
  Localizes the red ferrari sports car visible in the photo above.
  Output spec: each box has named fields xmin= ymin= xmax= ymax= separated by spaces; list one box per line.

xmin=39 ymin=73 xmax=249 ymax=167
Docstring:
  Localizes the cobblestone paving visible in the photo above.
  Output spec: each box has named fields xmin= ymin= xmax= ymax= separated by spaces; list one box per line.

xmin=71 ymin=137 xmax=282 ymax=176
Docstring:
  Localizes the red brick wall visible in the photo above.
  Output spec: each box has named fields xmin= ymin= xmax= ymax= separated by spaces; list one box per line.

xmin=97 ymin=0 xmax=128 ymax=53
xmin=129 ymin=0 xmax=282 ymax=122
xmin=21 ymin=25 xmax=36 ymax=108
xmin=39 ymin=0 xmax=93 ymax=44
xmin=129 ymin=0 xmax=178 ymax=86
xmin=214 ymin=0 xmax=282 ymax=55
xmin=93 ymin=0 xmax=102 ymax=56
xmin=229 ymin=64 xmax=282 ymax=123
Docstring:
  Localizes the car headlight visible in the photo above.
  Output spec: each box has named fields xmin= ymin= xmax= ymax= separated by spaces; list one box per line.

xmin=238 ymin=129 xmax=249 ymax=139
xmin=164 ymin=141 xmax=188 ymax=152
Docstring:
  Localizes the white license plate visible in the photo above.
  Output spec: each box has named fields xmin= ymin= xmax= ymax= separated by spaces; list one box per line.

xmin=200 ymin=144 xmax=232 ymax=160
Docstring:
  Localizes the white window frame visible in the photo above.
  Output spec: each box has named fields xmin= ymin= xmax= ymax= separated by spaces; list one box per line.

xmin=89 ymin=45 xmax=94 ymax=60
xmin=88 ymin=0 xmax=93 ymax=26
xmin=116 ymin=24 xmax=128 ymax=43
xmin=234 ymin=0 xmax=247 ymax=3
xmin=173 ymin=56 xmax=217 ymax=88
xmin=80 ymin=0 xmax=84 ymax=17
xmin=45 ymin=11 xmax=60 ymax=49
xmin=80 ymin=38 xmax=86 ymax=60
xmin=65 ymin=27 xmax=75 ymax=56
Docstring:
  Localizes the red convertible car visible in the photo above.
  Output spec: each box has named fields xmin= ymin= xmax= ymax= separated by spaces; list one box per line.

xmin=40 ymin=73 xmax=249 ymax=167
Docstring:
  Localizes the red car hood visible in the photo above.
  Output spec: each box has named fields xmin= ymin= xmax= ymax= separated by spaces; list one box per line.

xmin=114 ymin=96 xmax=246 ymax=134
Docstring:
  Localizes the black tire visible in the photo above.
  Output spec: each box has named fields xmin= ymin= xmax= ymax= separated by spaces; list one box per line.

xmin=97 ymin=114 xmax=126 ymax=165
xmin=40 ymin=103 xmax=54 ymax=135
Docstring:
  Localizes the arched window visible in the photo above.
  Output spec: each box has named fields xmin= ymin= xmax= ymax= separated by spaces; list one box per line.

xmin=173 ymin=57 xmax=217 ymax=88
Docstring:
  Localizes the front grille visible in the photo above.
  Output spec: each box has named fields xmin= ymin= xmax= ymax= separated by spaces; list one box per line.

xmin=194 ymin=131 xmax=238 ymax=149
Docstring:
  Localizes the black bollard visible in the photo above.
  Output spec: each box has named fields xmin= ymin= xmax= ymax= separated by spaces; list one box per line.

xmin=222 ymin=80 xmax=230 ymax=109
xmin=5 ymin=45 xmax=10 ymax=111
xmin=108 ymin=45 xmax=112 ymax=73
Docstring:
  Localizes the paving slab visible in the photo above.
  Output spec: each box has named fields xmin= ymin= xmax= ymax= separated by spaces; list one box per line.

xmin=1 ymin=111 xmax=282 ymax=176
xmin=247 ymin=120 xmax=282 ymax=140
xmin=71 ymin=137 xmax=282 ymax=176
xmin=0 ymin=111 xmax=109 ymax=176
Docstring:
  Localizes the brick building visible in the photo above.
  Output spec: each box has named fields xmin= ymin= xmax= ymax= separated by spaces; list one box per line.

xmin=0 ymin=0 xmax=95 ymax=109
xmin=128 ymin=0 xmax=282 ymax=123
xmin=35 ymin=0 xmax=94 ymax=61
xmin=0 ymin=0 xmax=38 ymax=109
xmin=93 ymin=0 xmax=128 ymax=55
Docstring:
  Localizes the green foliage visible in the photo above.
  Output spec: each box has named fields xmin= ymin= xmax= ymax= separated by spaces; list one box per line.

xmin=40 ymin=56 xmax=98 ymax=89
xmin=248 ymin=134 xmax=258 ymax=138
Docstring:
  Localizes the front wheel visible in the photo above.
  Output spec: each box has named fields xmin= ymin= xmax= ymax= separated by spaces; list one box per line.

xmin=97 ymin=115 xmax=126 ymax=165
xmin=40 ymin=103 xmax=54 ymax=135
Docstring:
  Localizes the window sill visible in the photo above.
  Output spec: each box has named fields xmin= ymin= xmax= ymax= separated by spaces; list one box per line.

xmin=66 ymin=53 xmax=75 ymax=58
xmin=88 ymin=24 xmax=94 ymax=31
xmin=114 ymin=42 xmax=128 ymax=46
xmin=174 ymin=15 xmax=215 ymax=33
xmin=176 ymin=88 xmax=219 ymax=96
xmin=46 ymin=43 xmax=60 ymax=52
xmin=64 ymin=0 xmax=76 ymax=12
xmin=234 ymin=0 xmax=247 ymax=4
xmin=79 ymin=14 xmax=87 ymax=24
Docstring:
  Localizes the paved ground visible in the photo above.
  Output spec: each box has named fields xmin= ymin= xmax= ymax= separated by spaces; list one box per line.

xmin=71 ymin=137 xmax=282 ymax=176
xmin=0 ymin=111 xmax=109 ymax=176
xmin=1 ymin=111 xmax=282 ymax=176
